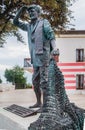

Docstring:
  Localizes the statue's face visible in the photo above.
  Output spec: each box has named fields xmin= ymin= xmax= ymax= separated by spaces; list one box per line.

xmin=28 ymin=8 xmax=39 ymax=20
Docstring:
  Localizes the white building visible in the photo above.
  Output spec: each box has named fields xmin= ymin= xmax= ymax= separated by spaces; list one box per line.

xmin=56 ymin=30 xmax=85 ymax=90
xmin=24 ymin=30 xmax=85 ymax=90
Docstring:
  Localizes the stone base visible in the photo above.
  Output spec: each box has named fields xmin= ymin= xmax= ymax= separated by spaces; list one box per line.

xmin=0 ymin=107 xmax=39 ymax=130
xmin=0 ymin=107 xmax=85 ymax=130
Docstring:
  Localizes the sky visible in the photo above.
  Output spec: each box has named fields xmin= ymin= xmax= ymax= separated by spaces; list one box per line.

xmin=69 ymin=0 xmax=85 ymax=29
xmin=0 ymin=0 xmax=85 ymax=83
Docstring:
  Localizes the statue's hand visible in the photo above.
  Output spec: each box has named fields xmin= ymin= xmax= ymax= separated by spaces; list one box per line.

xmin=51 ymin=49 xmax=60 ymax=62
xmin=20 ymin=6 xmax=28 ymax=11
xmin=51 ymin=49 xmax=59 ymax=56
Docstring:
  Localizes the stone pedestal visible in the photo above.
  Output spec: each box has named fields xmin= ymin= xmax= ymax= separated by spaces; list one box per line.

xmin=0 ymin=107 xmax=39 ymax=130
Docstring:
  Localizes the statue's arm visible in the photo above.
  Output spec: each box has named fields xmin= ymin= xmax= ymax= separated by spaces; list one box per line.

xmin=43 ymin=19 xmax=58 ymax=51
xmin=50 ymin=39 xmax=57 ymax=51
xmin=13 ymin=6 xmax=28 ymax=31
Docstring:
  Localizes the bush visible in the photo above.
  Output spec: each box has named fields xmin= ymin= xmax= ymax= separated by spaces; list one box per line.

xmin=15 ymin=83 xmax=26 ymax=89
xmin=4 ymin=65 xmax=27 ymax=88
xmin=0 ymin=78 xmax=2 ymax=84
xmin=25 ymin=83 xmax=32 ymax=89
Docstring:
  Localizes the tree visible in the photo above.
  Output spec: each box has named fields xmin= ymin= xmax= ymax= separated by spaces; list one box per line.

xmin=4 ymin=65 xmax=27 ymax=89
xmin=0 ymin=0 xmax=76 ymax=46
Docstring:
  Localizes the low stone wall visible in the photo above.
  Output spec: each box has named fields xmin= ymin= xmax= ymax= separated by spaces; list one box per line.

xmin=0 ymin=83 xmax=15 ymax=92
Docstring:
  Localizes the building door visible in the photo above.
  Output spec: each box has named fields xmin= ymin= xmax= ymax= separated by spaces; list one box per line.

xmin=76 ymin=74 xmax=84 ymax=89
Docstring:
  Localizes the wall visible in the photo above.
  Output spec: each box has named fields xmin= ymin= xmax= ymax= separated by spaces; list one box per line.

xmin=56 ymin=38 xmax=85 ymax=62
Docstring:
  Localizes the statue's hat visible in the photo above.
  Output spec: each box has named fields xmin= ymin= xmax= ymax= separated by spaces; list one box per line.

xmin=27 ymin=4 xmax=41 ymax=14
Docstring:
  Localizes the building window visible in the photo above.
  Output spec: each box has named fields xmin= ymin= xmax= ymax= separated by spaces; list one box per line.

xmin=76 ymin=49 xmax=84 ymax=62
xmin=76 ymin=74 xmax=84 ymax=89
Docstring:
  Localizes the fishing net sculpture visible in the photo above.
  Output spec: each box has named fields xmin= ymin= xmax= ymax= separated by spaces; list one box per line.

xmin=28 ymin=58 xmax=84 ymax=130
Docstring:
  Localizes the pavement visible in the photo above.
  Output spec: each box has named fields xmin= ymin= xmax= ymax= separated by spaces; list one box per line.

xmin=0 ymin=89 xmax=85 ymax=109
xmin=0 ymin=89 xmax=36 ymax=108
xmin=0 ymin=89 xmax=85 ymax=130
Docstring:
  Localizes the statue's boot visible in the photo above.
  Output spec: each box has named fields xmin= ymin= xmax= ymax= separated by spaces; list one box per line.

xmin=29 ymin=89 xmax=42 ymax=108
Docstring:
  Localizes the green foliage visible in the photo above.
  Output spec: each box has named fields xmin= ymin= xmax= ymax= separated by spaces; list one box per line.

xmin=4 ymin=69 xmax=14 ymax=83
xmin=25 ymin=83 xmax=32 ymax=89
xmin=0 ymin=78 xmax=2 ymax=84
xmin=0 ymin=0 xmax=76 ymax=45
xmin=4 ymin=65 xmax=27 ymax=89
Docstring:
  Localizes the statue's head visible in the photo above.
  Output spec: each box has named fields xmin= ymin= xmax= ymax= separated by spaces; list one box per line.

xmin=27 ymin=4 xmax=42 ymax=20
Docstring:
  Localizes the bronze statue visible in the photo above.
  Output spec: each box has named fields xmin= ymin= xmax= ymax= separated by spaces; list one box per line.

xmin=14 ymin=5 xmax=84 ymax=130
xmin=13 ymin=4 xmax=58 ymax=108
